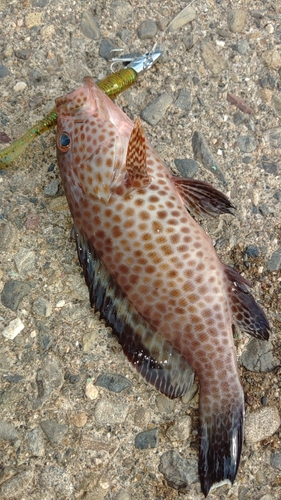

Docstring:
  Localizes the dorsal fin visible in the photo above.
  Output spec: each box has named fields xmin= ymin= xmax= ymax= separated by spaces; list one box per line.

xmin=124 ymin=118 xmax=151 ymax=190
xmin=74 ymin=228 xmax=194 ymax=399
xmin=172 ymin=176 xmax=235 ymax=217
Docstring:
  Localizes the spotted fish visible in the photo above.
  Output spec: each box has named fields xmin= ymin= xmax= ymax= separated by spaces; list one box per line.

xmin=56 ymin=77 xmax=270 ymax=496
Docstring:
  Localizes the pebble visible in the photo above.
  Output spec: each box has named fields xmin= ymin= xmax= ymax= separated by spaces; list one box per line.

xmin=0 ymin=469 xmax=34 ymax=500
xmin=99 ymin=38 xmax=118 ymax=61
xmin=192 ymin=131 xmax=226 ymax=185
xmin=5 ymin=374 xmax=24 ymax=383
xmin=13 ymin=81 xmax=27 ymax=93
xmin=156 ymin=394 xmax=175 ymax=413
xmin=181 ymin=383 xmax=198 ymax=405
xmin=83 ymin=328 xmax=99 ymax=352
xmin=25 ymin=12 xmax=42 ymax=29
xmin=34 ymin=356 xmax=64 ymax=407
xmin=259 ymin=160 xmax=280 ymax=175
xmin=40 ymin=25 xmax=55 ymax=40
xmin=167 ymin=5 xmax=196 ymax=32
xmin=94 ymin=399 xmax=129 ymax=425
xmin=267 ymin=127 xmax=281 ymax=149
xmin=0 ymin=420 xmax=20 ymax=441
xmin=14 ymin=248 xmax=36 ymax=274
xmin=95 ymin=373 xmax=132 ymax=393
xmin=245 ymin=406 xmax=281 ymax=443
xmin=1 ymin=281 xmax=32 ymax=312
xmin=262 ymin=49 xmax=281 ymax=71
xmin=43 ymin=179 xmax=59 ymax=197
xmin=37 ymin=321 xmax=53 ymax=352
xmin=33 ymin=296 xmax=52 ymax=317
xmin=39 ymin=466 xmax=74 ymax=496
xmin=174 ymin=159 xmax=199 ymax=177
xmin=85 ymin=379 xmax=99 ymax=400
xmin=81 ymin=11 xmax=101 ymax=40
xmin=267 ymin=246 xmax=281 ymax=272
xmin=135 ymin=428 xmax=158 ymax=449
xmin=174 ymin=88 xmax=192 ymax=112
xmin=2 ymin=318 xmax=24 ymax=340
xmin=240 ymin=339 xmax=280 ymax=372
xmin=243 ymin=245 xmax=260 ymax=259
xmin=27 ymin=427 xmax=45 ymax=456
xmin=141 ymin=92 xmax=173 ymax=126
xmin=159 ymin=450 xmax=198 ymax=489
xmin=71 ymin=412 xmax=88 ymax=428
xmin=270 ymin=452 xmax=281 ymax=470
xmin=15 ymin=49 xmax=31 ymax=60
xmin=137 ymin=20 xmax=158 ymax=40
xmin=26 ymin=212 xmax=40 ymax=230
xmin=40 ymin=419 xmax=68 ymax=444
xmin=134 ymin=407 xmax=151 ymax=428
xmin=200 ymin=40 xmax=228 ymax=75
xmin=166 ymin=415 xmax=192 ymax=442
xmin=232 ymin=39 xmax=249 ymax=55
xmin=227 ymin=9 xmax=247 ymax=33
xmin=237 ymin=135 xmax=256 ymax=153
xmin=0 ymin=65 xmax=9 ymax=77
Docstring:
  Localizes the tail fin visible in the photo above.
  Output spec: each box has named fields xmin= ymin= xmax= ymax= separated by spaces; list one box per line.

xmin=199 ymin=393 xmax=244 ymax=497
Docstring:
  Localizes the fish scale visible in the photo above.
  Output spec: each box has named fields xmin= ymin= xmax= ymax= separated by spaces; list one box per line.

xmin=56 ymin=77 xmax=270 ymax=497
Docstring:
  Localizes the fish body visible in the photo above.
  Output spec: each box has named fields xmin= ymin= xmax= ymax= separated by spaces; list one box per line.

xmin=56 ymin=78 xmax=270 ymax=496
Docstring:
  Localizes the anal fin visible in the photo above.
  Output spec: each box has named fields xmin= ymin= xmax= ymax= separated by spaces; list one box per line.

xmin=225 ymin=265 xmax=271 ymax=340
xmin=75 ymin=228 xmax=194 ymax=399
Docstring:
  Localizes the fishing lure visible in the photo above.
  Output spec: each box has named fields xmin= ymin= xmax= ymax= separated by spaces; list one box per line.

xmin=0 ymin=49 xmax=162 ymax=168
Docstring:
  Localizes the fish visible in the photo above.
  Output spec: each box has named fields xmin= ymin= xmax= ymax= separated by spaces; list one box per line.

xmin=55 ymin=77 xmax=270 ymax=497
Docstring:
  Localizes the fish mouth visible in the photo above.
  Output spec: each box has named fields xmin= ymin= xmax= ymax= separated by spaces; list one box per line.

xmin=55 ymin=77 xmax=100 ymax=117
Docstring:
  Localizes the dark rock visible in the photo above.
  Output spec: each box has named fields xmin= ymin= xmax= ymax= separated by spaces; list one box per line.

xmin=240 ymin=339 xmax=280 ymax=372
xmin=192 ymin=131 xmax=226 ymax=185
xmin=174 ymin=159 xmax=199 ymax=178
xmin=27 ymin=427 xmax=45 ymax=456
xmin=141 ymin=93 xmax=173 ymax=126
xmin=34 ymin=356 xmax=64 ymax=407
xmin=237 ymin=135 xmax=256 ymax=153
xmin=271 ymin=452 xmax=281 ymax=471
xmin=175 ymin=88 xmax=192 ymax=112
xmin=1 ymin=281 xmax=32 ymax=311
xmin=259 ymin=74 xmax=276 ymax=89
xmin=43 ymin=179 xmax=59 ymax=197
xmin=37 ymin=321 xmax=52 ymax=351
xmin=40 ymin=420 xmax=68 ymax=444
xmin=273 ymin=190 xmax=281 ymax=201
xmin=135 ymin=428 xmax=158 ymax=449
xmin=260 ymin=160 xmax=280 ymax=175
xmin=0 ymin=65 xmax=9 ymax=78
xmin=242 ymin=156 xmax=252 ymax=164
xmin=0 ymin=421 xmax=20 ymax=441
xmin=159 ymin=450 xmax=198 ymax=489
xmin=137 ymin=20 xmax=158 ymax=40
xmin=232 ymin=39 xmax=249 ymax=55
xmin=5 ymin=374 xmax=24 ymax=384
xmin=33 ymin=296 xmax=52 ymax=317
xmin=96 ymin=373 xmax=132 ymax=393
xmin=243 ymin=245 xmax=260 ymax=259
xmin=15 ymin=49 xmax=31 ymax=60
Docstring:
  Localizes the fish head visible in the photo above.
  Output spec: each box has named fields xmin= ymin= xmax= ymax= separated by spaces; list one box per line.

xmin=55 ymin=77 xmax=133 ymax=203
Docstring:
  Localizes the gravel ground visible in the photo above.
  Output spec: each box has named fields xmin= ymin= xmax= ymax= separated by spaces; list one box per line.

xmin=0 ymin=1 xmax=281 ymax=499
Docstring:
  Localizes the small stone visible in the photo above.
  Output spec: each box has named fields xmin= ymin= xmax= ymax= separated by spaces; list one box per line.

xmin=39 ymin=466 xmax=74 ymax=496
xmin=141 ymin=93 xmax=173 ymax=126
xmin=25 ymin=12 xmax=42 ymax=29
xmin=33 ymin=297 xmax=52 ymax=317
xmin=137 ymin=20 xmax=158 ymax=40
xmin=0 ymin=421 xmax=20 ymax=441
xmin=259 ymin=160 xmax=280 ymax=175
xmin=156 ymin=394 xmax=175 ymax=413
xmin=243 ymin=245 xmax=260 ymax=259
xmin=14 ymin=248 xmax=36 ymax=274
xmin=0 ymin=469 xmax=34 ymax=499
xmin=85 ymin=379 xmax=99 ymax=400
xmin=166 ymin=416 xmax=192 ymax=441
xmin=0 ymin=65 xmax=9 ymax=78
xmin=99 ymin=38 xmax=118 ymax=61
xmin=43 ymin=179 xmax=59 ymax=197
xmin=232 ymin=39 xmax=249 ymax=55
xmin=263 ymin=49 xmax=281 ymax=71
xmin=181 ymin=383 xmax=198 ymax=404
xmin=26 ymin=212 xmax=40 ymax=230
xmin=34 ymin=356 xmax=64 ymax=406
xmin=48 ymin=195 xmax=68 ymax=211
xmin=2 ymin=318 xmax=24 ymax=340
xmin=192 ymin=131 xmax=226 ymax=185
xmin=13 ymin=82 xmax=27 ymax=93
xmin=134 ymin=407 xmax=151 ymax=427
xmin=267 ymin=247 xmax=281 ymax=272
xmin=71 ymin=412 xmax=88 ymax=428
xmin=1 ymin=281 xmax=31 ymax=312
xmin=27 ymin=427 xmax=45 ymax=457
xmin=237 ymin=135 xmax=256 ymax=153
xmin=135 ymin=428 xmax=158 ymax=449
xmin=81 ymin=11 xmax=101 ymax=40
xmin=270 ymin=452 xmax=281 ymax=470
xmin=174 ymin=159 xmax=199 ymax=177
xmin=40 ymin=419 xmax=68 ymax=444
xmin=267 ymin=128 xmax=281 ymax=149
xmin=15 ymin=49 xmax=31 ymax=60
xmin=175 ymin=88 xmax=192 ymax=112
xmin=94 ymin=399 xmax=129 ymax=425
xmin=182 ymin=33 xmax=194 ymax=51
xmin=272 ymin=93 xmax=281 ymax=114
xmin=159 ymin=450 xmax=198 ymax=489
xmin=240 ymin=339 xmax=280 ymax=372
xmin=96 ymin=373 xmax=132 ymax=393
xmin=227 ymin=9 xmax=247 ymax=33
xmin=273 ymin=190 xmax=281 ymax=201
xmin=245 ymin=406 xmax=280 ymax=443
xmin=200 ymin=40 xmax=228 ymax=75
xmin=168 ymin=5 xmax=196 ymax=32
xmin=5 ymin=374 xmax=24 ymax=383
xmin=40 ymin=24 xmax=55 ymax=39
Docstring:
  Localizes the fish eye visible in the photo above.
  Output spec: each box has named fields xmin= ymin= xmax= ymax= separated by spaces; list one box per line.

xmin=58 ymin=133 xmax=71 ymax=152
